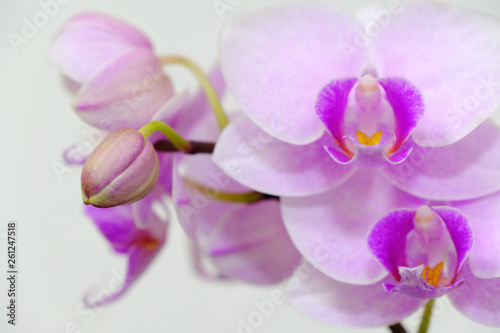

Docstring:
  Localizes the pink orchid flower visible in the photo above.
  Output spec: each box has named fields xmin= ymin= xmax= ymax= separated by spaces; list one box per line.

xmin=286 ymin=197 xmax=500 ymax=328
xmin=50 ymin=13 xmax=174 ymax=130
xmin=213 ymin=2 xmax=500 ymax=200
xmin=171 ymin=85 xmax=301 ymax=284
xmin=83 ymin=186 xmax=169 ymax=307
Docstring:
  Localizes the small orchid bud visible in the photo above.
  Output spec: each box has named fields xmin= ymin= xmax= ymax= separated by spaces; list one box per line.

xmin=81 ymin=128 xmax=160 ymax=208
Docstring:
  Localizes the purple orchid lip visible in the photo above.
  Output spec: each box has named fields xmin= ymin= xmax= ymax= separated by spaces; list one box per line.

xmin=316 ymin=75 xmax=424 ymax=168
xmin=384 ymin=265 xmax=464 ymax=300
xmin=368 ymin=205 xmax=473 ymax=300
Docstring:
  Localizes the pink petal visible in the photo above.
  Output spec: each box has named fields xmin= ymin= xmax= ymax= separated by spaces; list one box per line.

xmin=455 ymin=192 xmax=500 ymax=279
xmin=281 ymin=169 xmax=424 ymax=285
xmin=213 ymin=115 xmax=356 ymax=197
xmin=174 ymin=154 xmax=300 ymax=284
xmin=384 ymin=265 xmax=463 ymax=300
xmin=378 ymin=77 xmax=424 ymax=157
xmin=219 ymin=3 xmax=367 ymax=144
xmin=74 ymin=48 xmax=174 ymax=130
xmin=83 ymin=188 xmax=168 ymax=307
xmin=316 ymin=77 xmax=358 ymax=156
xmin=207 ymin=200 xmax=302 ymax=285
xmin=286 ymin=263 xmax=424 ymax=328
xmin=85 ymin=204 xmax=141 ymax=253
xmin=434 ymin=207 xmax=474 ymax=275
xmin=367 ymin=209 xmax=415 ymax=281
xmin=370 ymin=2 xmax=500 ymax=147
xmin=51 ymin=12 xmax=152 ymax=83
xmin=84 ymin=244 xmax=161 ymax=307
xmin=382 ymin=120 xmax=500 ymax=201
xmin=449 ymin=262 xmax=500 ymax=327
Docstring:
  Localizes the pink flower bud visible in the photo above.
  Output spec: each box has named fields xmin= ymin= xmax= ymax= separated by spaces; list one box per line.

xmin=81 ymin=128 xmax=159 ymax=208
xmin=50 ymin=13 xmax=174 ymax=130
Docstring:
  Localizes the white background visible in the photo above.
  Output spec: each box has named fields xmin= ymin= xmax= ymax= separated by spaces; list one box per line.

xmin=1 ymin=0 xmax=500 ymax=332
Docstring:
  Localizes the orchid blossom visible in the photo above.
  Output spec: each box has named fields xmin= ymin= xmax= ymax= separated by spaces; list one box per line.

xmin=50 ymin=3 xmax=500 ymax=333
xmin=286 ymin=197 xmax=500 ymax=328
xmin=214 ymin=2 xmax=500 ymax=200
xmin=172 ymin=107 xmax=301 ymax=284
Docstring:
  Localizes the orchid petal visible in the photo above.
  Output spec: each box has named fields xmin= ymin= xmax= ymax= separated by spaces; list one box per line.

xmin=455 ymin=192 xmax=500 ymax=279
xmin=83 ymin=189 xmax=168 ymax=306
xmin=85 ymin=204 xmax=142 ymax=253
xmin=368 ymin=209 xmax=415 ymax=281
xmin=371 ymin=2 xmax=500 ymax=146
xmin=84 ymin=244 xmax=161 ymax=307
xmin=174 ymin=153 xmax=300 ymax=284
xmin=316 ymin=77 xmax=358 ymax=155
xmin=378 ymin=77 xmax=424 ymax=155
xmin=433 ymin=207 xmax=473 ymax=275
xmin=219 ymin=3 xmax=367 ymax=144
xmin=368 ymin=206 xmax=472 ymax=284
xmin=281 ymin=169 xmax=424 ymax=285
xmin=286 ymin=262 xmax=423 ymax=328
xmin=382 ymin=120 xmax=500 ymax=201
xmin=384 ymin=265 xmax=463 ymax=300
xmin=213 ymin=115 xmax=356 ymax=197
xmin=449 ymin=262 xmax=500 ymax=327
xmin=74 ymin=48 xmax=174 ymax=130
xmin=206 ymin=200 xmax=301 ymax=284
xmin=51 ymin=12 xmax=152 ymax=83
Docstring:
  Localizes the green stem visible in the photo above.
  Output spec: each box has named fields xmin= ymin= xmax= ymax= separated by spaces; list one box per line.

xmin=182 ymin=178 xmax=278 ymax=204
xmin=418 ymin=299 xmax=435 ymax=333
xmin=159 ymin=55 xmax=229 ymax=130
xmin=138 ymin=121 xmax=191 ymax=153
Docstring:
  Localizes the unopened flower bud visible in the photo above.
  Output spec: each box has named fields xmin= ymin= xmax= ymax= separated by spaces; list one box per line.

xmin=81 ymin=128 xmax=159 ymax=208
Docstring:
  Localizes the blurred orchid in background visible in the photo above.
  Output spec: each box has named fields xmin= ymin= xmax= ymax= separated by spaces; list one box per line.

xmin=50 ymin=13 xmax=174 ymax=129
xmin=50 ymin=1 xmax=500 ymax=333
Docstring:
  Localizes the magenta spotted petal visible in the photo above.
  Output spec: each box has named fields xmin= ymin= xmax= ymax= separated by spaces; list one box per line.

xmin=316 ymin=77 xmax=358 ymax=155
xmin=378 ymin=77 xmax=424 ymax=156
